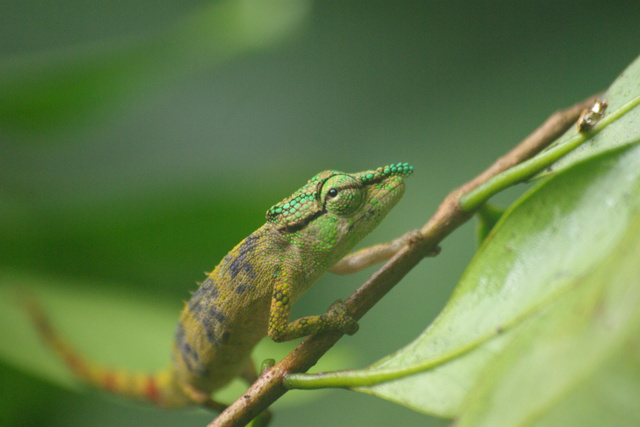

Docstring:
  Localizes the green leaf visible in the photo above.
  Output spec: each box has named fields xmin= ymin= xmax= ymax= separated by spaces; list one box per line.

xmin=455 ymin=214 xmax=640 ymax=426
xmin=0 ymin=0 xmax=310 ymax=133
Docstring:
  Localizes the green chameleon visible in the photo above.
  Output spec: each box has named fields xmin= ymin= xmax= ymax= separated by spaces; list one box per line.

xmin=28 ymin=162 xmax=414 ymax=410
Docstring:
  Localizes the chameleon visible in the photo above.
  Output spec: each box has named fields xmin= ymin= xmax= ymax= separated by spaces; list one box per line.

xmin=26 ymin=162 xmax=414 ymax=411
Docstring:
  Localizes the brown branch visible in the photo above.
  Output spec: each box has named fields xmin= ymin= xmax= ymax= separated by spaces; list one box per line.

xmin=208 ymin=93 xmax=600 ymax=427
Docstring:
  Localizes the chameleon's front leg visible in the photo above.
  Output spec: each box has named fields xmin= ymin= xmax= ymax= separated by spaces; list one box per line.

xmin=267 ymin=279 xmax=358 ymax=342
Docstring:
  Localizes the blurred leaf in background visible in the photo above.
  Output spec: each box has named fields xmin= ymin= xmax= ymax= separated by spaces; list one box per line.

xmin=0 ymin=0 xmax=311 ymax=133
xmin=2 ymin=1 xmax=640 ymax=426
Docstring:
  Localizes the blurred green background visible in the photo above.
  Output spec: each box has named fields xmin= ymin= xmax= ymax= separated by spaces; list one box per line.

xmin=1 ymin=1 xmax=639 ymax=426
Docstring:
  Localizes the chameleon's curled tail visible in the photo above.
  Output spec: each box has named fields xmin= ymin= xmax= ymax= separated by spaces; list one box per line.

xmin=22 ymin=296 xmax=191 ymax=408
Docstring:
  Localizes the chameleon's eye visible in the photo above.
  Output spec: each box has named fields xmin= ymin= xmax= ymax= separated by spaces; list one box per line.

xmin=321 ymin=175 xmax=364 ymax=216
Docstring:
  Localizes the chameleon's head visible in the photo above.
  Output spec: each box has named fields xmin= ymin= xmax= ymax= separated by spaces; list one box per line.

xmin=266 ymin=163 xmax=413 ymax=261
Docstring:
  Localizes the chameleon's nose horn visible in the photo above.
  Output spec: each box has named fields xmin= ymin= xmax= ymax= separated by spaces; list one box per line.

xmin=381 ymin=162 xmax=414 ymax=177
xmin=361 ymin=163 xmax=414 ymax=184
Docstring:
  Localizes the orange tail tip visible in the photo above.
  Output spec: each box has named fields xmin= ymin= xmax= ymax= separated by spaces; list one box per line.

xmin=21 ymin=293 xmax=190 ymax=408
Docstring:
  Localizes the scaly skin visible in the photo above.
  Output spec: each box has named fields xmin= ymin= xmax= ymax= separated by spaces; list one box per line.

xmin=28 ymin=163 xmax=413 ymax=409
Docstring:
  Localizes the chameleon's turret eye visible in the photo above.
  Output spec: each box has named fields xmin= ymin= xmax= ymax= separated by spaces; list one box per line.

xmin=320 ymin=175 xmax=364 ymax=216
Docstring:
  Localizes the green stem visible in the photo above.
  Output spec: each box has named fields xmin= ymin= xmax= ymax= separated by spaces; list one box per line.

xmin=461 ymin=94 xmax=640 ymax=212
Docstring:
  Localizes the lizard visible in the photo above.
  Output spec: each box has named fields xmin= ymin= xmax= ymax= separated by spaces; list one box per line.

xmin=26 ymin=162 xmax=414 ymax=411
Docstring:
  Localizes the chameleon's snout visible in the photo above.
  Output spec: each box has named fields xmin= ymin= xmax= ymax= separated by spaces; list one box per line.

xmin=352 ymin=162 xmax=412 ymax=224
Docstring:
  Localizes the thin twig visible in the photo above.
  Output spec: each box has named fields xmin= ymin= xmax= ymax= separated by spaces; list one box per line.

xmin=208 ymin=93 xmax=600 ymax=427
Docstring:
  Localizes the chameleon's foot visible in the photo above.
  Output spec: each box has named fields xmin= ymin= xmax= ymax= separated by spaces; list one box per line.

xmin=323 ymin=300 xmax=359 ymax=335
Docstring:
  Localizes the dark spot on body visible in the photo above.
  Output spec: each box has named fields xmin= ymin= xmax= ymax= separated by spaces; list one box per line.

xmin=228 ymin=234 xmax=260 ymax=280
xmin=209 ymin=307 xmax=225 ymax=323
xmin=189 ymin=279 xmax=219 ymax=315
xmin=175 ymin=324 xmax=204 ymax=374
xmin=236 ymin=282 xmax=249 ymax=295
xmin=202 ymin=306 xmax=227 ymax=344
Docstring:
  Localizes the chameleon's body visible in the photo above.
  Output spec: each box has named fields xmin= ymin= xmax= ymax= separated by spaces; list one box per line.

xmin=29 ymin=163 xmax=413 ymax=409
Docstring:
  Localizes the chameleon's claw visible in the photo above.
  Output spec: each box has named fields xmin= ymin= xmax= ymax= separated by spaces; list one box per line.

xmin=324 ymin=300 xmax=359 ymax=335
xmin=427 ymin=245 xmax=441 ymax=257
